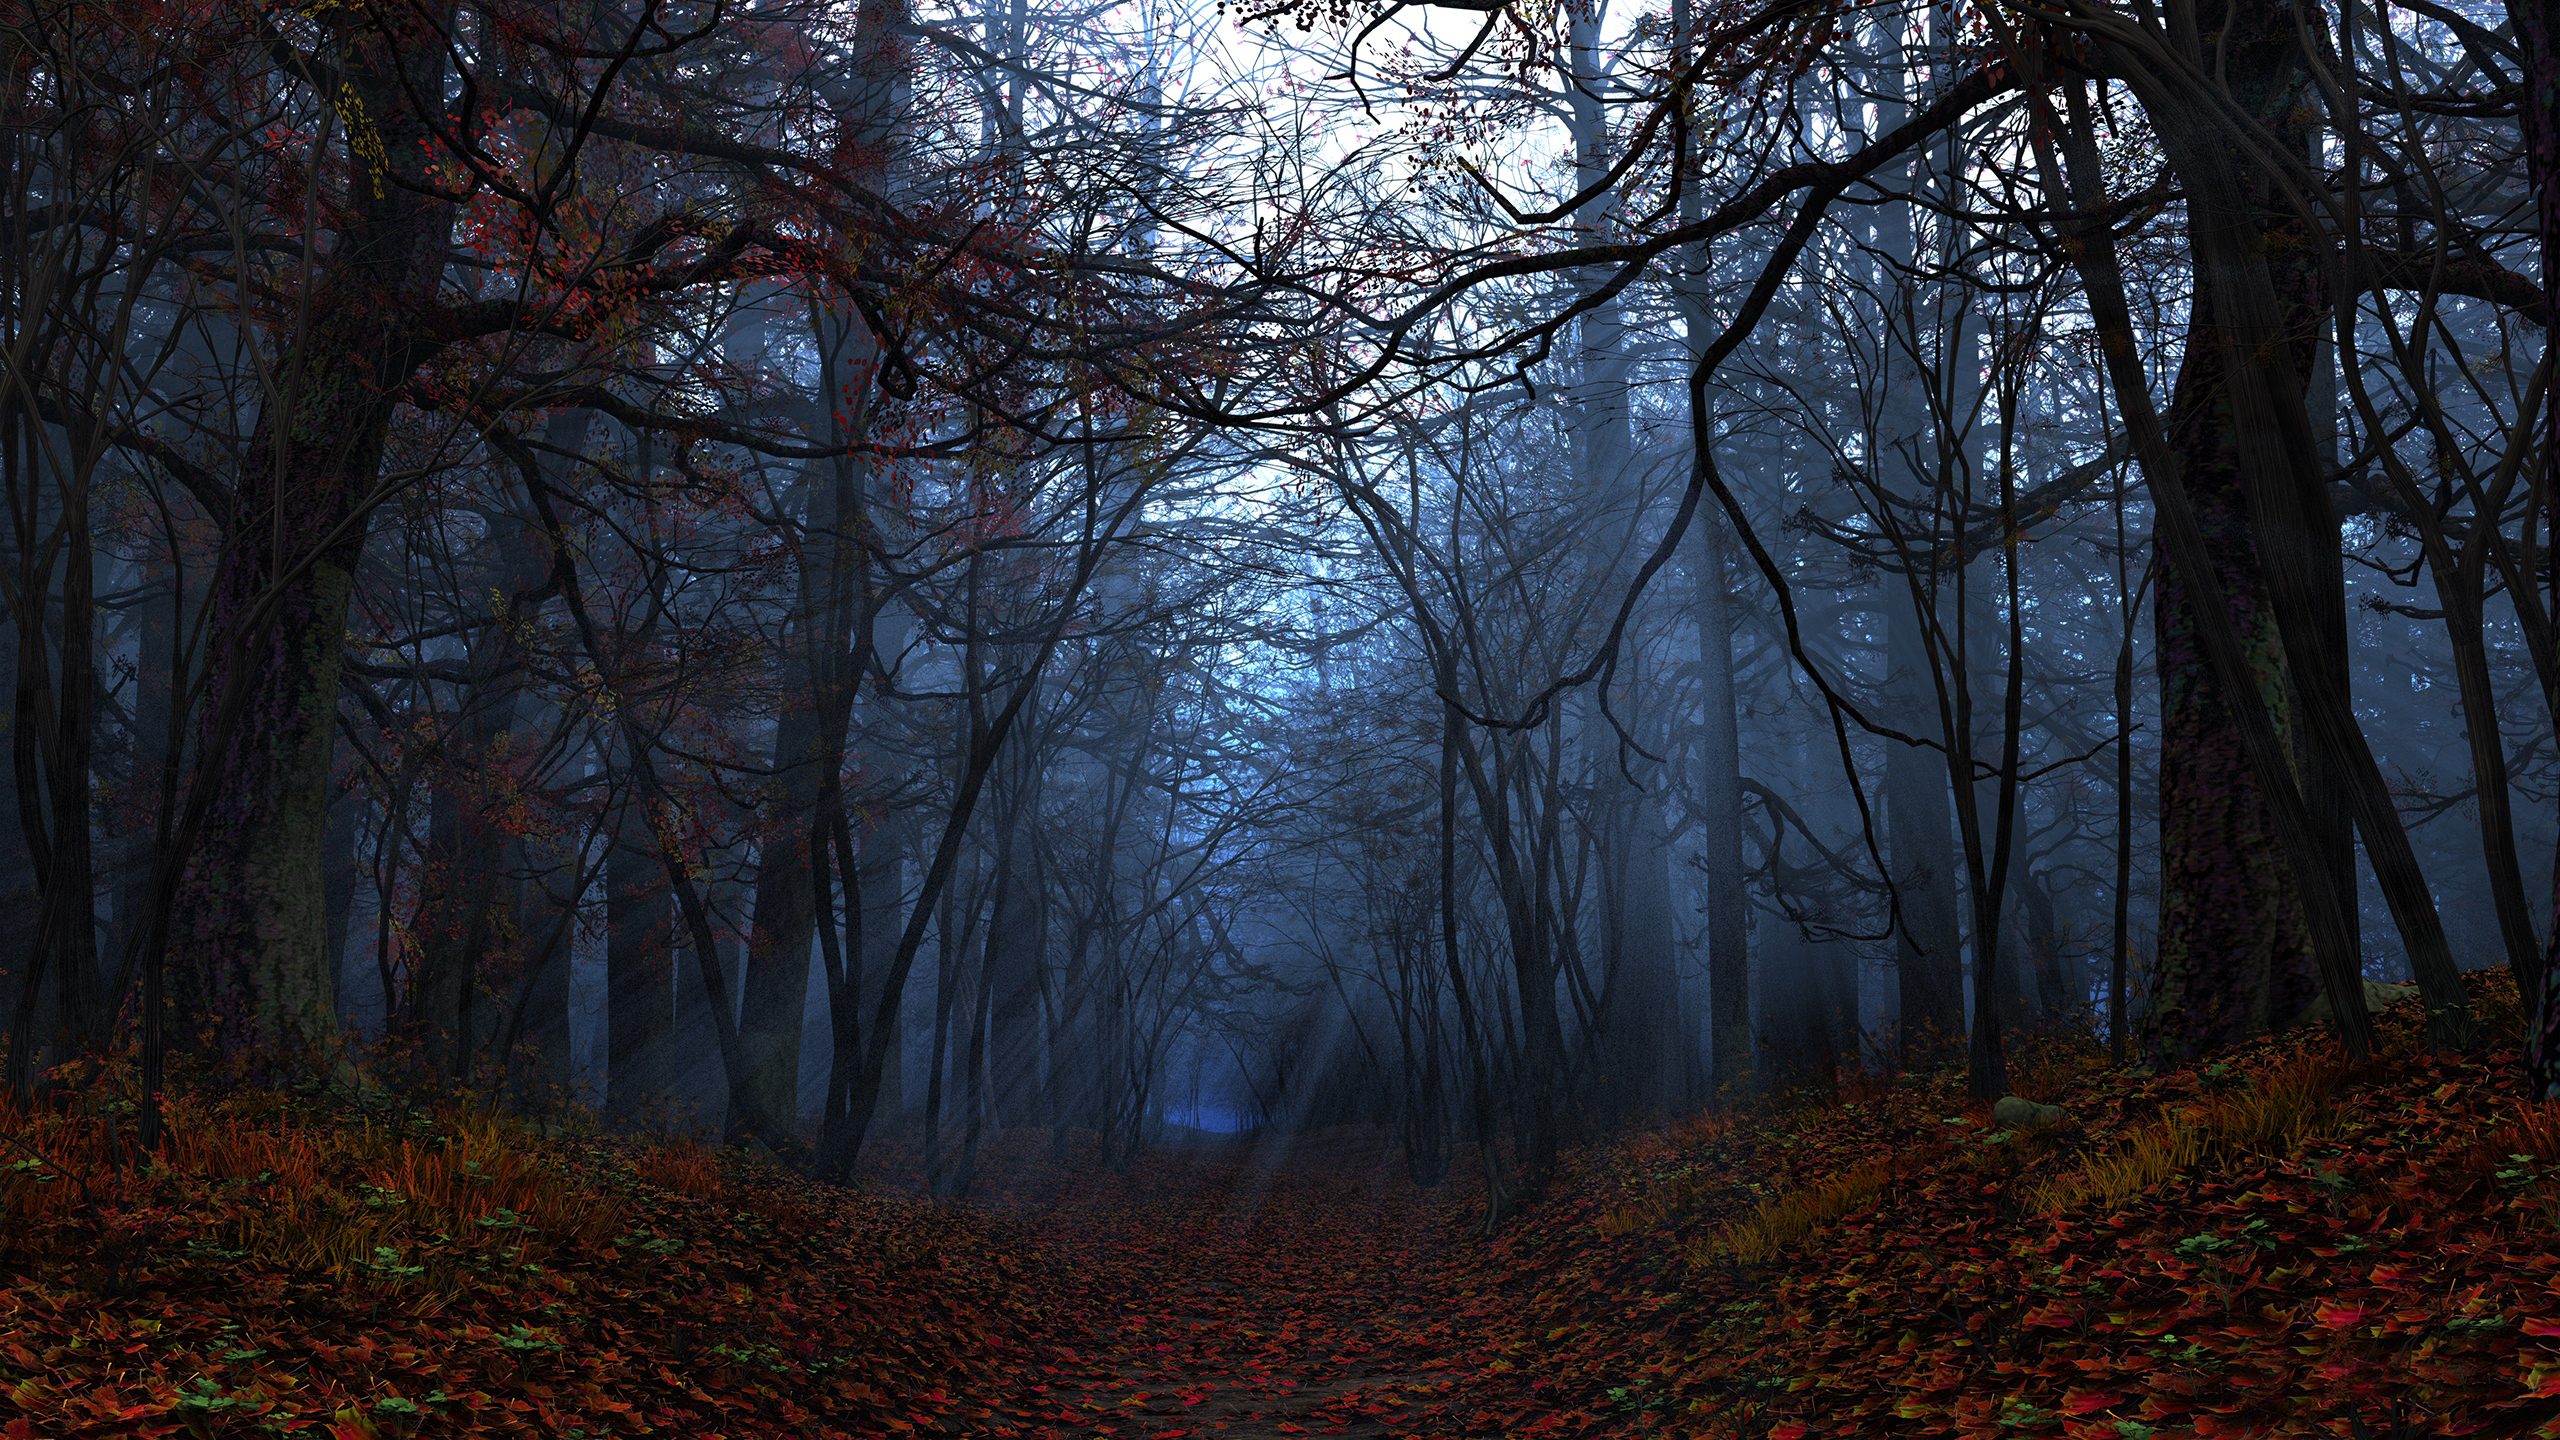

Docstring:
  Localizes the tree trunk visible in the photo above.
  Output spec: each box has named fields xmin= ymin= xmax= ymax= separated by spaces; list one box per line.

xmin=408 ymin=509 xmax=549 ymax=1085
xmin=165 ymin=15 xmax=453 ymax=1073
xmin=1692 ymin=507 xmax=1753 ymax=1098
xmin=1869 ymin=31 xmax=1971 ymax=1071
xmin=742 ymin=674 xmax=821 ymax=1134
xmin=986 ymin=770 xmax=1047 ymax=1129
xmin=1600 ymin=809 xmax=1678 ymax=1119
xmin=2144 ymin=311 xmax=2323 ymax=1067
xmin=2139 ymin=15 xmax=2335 ymax=1069
xmin=2022 ymin=52 xmax=2379 ymax=1061
xmin=514 ymin=868 xmax=575 ymax=1107
xmin=1884 ymin=587 xmax=1965 ymax=1068
xmin=740 ymin=319 xmax=864 ymax=1141
xmin=2502 ymin=0 xmax=2560 ymax=1096
xmin=856 ymin=808 xmax=907 ymax=1123
xmin=323 ymin=791 xmax=360 ymax=1029
xmin=169 ymin=452 xmax=362 ymax=1070
xmin=2015 ymin=870 xmax=2065 ymax=1029
xmin=606 ymin=788 xmax=674 ymax=1124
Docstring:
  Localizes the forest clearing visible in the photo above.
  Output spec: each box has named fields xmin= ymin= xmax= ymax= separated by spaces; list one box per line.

xmin=1 ymin=970 xmax=2556 ymax=1439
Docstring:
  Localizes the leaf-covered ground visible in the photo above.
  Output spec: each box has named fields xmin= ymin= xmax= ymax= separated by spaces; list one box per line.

xmin=4 ymin=968 xmax=2559 ymax=1438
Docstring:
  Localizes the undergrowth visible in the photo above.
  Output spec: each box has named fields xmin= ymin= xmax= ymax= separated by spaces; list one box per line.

xmin=0 ymin=1082 xmax=1046 ymax=1437
xmin=7 ymin=970 xmax=2560 ymax=1439
xmin=1423 ymin=966 xmax=2560 ymax=1439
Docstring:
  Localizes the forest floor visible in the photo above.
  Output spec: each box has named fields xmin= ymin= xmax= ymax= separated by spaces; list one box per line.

xmin=3 ymin=967 xmax=2560 ymax=1438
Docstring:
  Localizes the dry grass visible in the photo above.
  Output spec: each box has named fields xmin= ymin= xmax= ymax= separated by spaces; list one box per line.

xmin=1683 ymin=1157 xmax=1900 ymax=1268
xmin=635 ymin=1135 xmax=724 ymax=1199
xmin=1594 ymin=1109 xmax=1751 ymax=1238
xmin=2020 ymin=1046 xmax=2356 ymax=1216
xmin=2486 ymin=1097 xmax=2560 ymax=1167
xmin=0 ymin=1090 xmax=623 ymax=1312
xmin=1594 ymin=1168 xmax=1716 ymax=1239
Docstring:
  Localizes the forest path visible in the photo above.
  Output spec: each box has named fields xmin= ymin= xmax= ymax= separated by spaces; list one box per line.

xmin=915 ymin=1128 xmax=1489 ymax=1439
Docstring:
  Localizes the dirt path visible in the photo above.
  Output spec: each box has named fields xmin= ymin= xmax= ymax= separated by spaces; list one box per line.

xmin=924 ymin=1129 xmax=1493 ymax=1439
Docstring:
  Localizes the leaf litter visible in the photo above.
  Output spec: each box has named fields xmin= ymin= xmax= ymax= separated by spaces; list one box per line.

xmin=1 ymin=967 xmax=2557 ymax=1438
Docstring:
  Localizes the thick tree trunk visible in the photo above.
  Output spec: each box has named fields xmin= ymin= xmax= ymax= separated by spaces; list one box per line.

xmin=2141 ymin=7 xmax=2336 ymax=1068
xmin=115 ymin=555 xmax=183 ymax=1027
xmin=1599 ymin=810 xmax=1679 ymax=1118
xmin=1755 ymin=914 xmax=1853 ymax=1097
xmin=1458 ymin=725 xmax=1566 ymax=1191
xmin=854 ymin=802 xmax=908 ymax=1124
xmin=924 ymin=857 xmax=976 ymax=1196
xmin=2023 ymin=50 xmax=2381 ymax=1062
xmin=741 ymin=403 xmax=860 ymax=1142
xmin=513 ymin=870 xmax=575 ymax=1106
xmin=669 ymin=874 xmax=744 ymax=1127
xmin=0 ymin=521 xmax=63 ymax=1091
xmin=1668 ymin=0 xmax=1753 ymax=1110
xmin=169 ymin=461 xmax=362 ymax=1068
xmin=0 ymin=432 xmax=90 ymax=1093
xmin=2145 ymin=286 xmax=2325 ymax=1068
xmin=986 ymin=767 xmax=1047 ymax=1129
xmin=165 ymin=12 xmax=452 ymax=1074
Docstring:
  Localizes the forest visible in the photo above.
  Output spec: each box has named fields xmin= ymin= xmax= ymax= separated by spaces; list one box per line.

xmin=5 ymin=0 xmax=2560 ymax=1432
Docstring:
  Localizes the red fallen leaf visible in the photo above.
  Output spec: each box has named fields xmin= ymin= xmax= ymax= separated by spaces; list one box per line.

xmin=2524 ymin=1318 xmax=2560 ymax=1338
xmin=2060 ymin=1390 xmax=2125 ymax=1414
xmin=2314 ymin=1301 xmax=2376 ymax=1328
xmin=1768 ymin=1423 xmax=1812 ymax=1439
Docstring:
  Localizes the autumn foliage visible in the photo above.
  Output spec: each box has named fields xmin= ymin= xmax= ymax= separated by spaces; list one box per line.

xmin=4 ymin=971 xmax=2560 ymax=1437
xmin=0 ymin=1090 xmax=1045 ymax=1437
xmin=1411 ymin=968 xmax=2560 ymax=1439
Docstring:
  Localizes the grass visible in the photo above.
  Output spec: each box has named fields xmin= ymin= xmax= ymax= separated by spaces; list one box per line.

xmin=2015 ymin=1044 xmax=2364 ymax=1218
xmin=1680 ymin=1155 xmax=1900 ymax=1268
